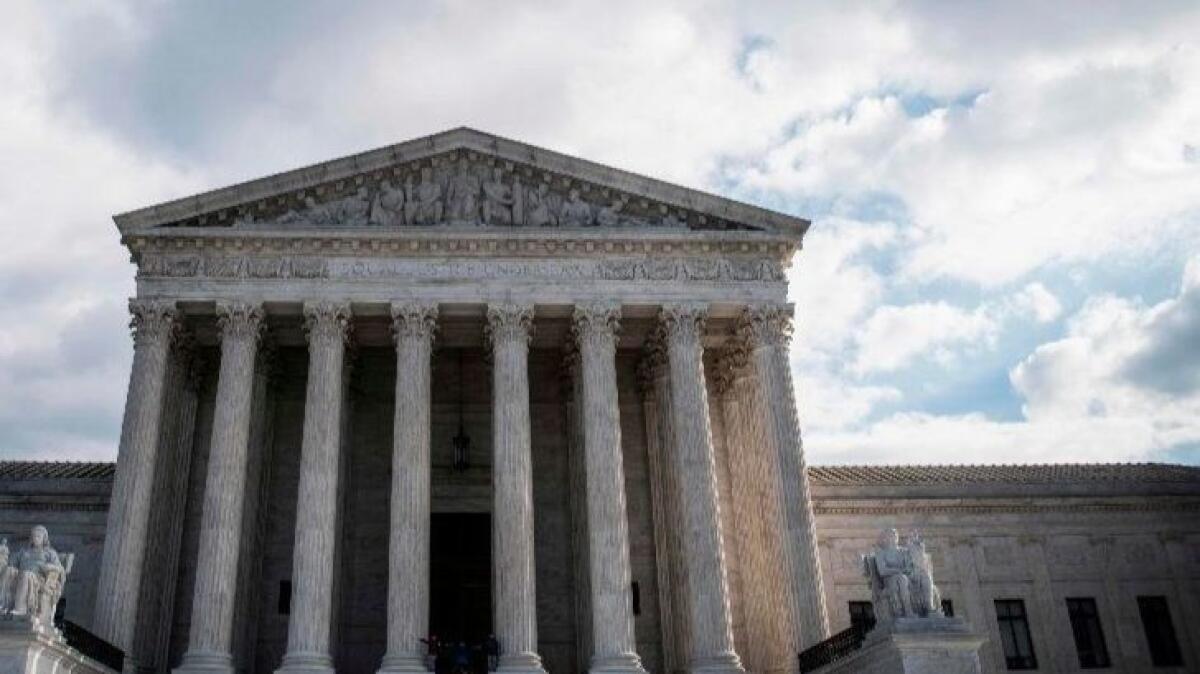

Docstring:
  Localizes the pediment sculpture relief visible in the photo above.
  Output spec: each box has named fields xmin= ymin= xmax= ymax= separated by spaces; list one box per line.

xmin=220 ymin=151 xmax=742 ymax=231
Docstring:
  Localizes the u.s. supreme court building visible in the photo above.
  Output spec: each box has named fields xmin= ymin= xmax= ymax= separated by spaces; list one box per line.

xmin=3 ymin=128 xmax=1198 ymax=674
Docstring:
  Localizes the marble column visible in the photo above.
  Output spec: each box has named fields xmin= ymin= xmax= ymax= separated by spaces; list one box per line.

xmin=659 ymin=303 xmax=744 ymax=674
xmin=712 ymin=348 xmax=791 ymax=674
xmin=379 ymin=302 xmax=439 ymax=674
xmin=95 ymin=299 xmax=179 ymax=662
xmin=277 ymin=302 xmax=352 ymax=674
xmin=573 ymin=304 xmax=647 ymax=674
xmin=486 ymin=303 xmax=546 ymax=674
xmin=176 ymin=301 xmax=265 ymax=674
xmin=739 ymin=304 xmax=829 ymax=653
xmin=637 ymin=341 xmax=688 ymax=674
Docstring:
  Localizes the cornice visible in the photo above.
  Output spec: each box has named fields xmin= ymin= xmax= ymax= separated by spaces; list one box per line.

xmin=814 ymin=498 xmax=1200 ymax=516
xmin=113 ymin=127 xmax=811 ymax=239
xmin=124 ymin=223 xmax=796 ymax=259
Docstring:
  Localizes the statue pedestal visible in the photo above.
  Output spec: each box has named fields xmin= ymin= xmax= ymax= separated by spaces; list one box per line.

xmin=0 ymin=616 xmax=117 ymax=674
xmin=818 ymin=618 xmax=985 ymax=674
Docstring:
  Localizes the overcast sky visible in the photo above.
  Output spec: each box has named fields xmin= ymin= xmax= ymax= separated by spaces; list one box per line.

xmin=1 ymin=1 xmax=1198 ymax=465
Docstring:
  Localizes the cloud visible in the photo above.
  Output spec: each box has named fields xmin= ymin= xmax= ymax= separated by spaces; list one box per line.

xmin=851 ymin=301 xmax=997 ymax=375
xmin=2 ymin=1 xmax=1199 ymax=466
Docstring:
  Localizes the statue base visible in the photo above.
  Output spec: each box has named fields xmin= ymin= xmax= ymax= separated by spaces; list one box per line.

xmin=817 ymin=617 xmax=985 ymax=674
xmin=0 ymin=616 xmax=118 ymax=674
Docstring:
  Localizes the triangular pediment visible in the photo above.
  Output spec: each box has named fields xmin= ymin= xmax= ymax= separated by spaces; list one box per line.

xmin=113 ymin=127 xmax=808 ymax=239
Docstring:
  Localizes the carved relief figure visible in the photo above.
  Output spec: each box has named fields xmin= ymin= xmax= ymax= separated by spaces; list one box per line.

xmin=370 ymin=180 xmax=407 ymax=226
xmin=660 ymin=210 xmax=687 ymax=229
xmin=337 ymin=187 xmax=371 ymax=226
xmin=413 ymin=166 xmax=444 ymax=224
xmin=525 ymin=183 xmax=558 ymax=227
xmin=595 ymin=198 xmax=626 ymax=227
xmin=447 ymin=158 xmax=482 ymax=221
xmin=482 ymin=167 xmax=514 ymax=225
xmin=559 ymin=189 xmax=594 ymax=227
xmin=0 ymin=526 xmax=72 ymax=624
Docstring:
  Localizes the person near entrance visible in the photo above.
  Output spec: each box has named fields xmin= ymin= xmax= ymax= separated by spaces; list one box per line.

xmin=485 ymin=634 xmax=500 ymax=672
xmin=453 ymin=641 xmax=471 ymax=674
xmin=421 ymin=634 xmax=441 ymax=673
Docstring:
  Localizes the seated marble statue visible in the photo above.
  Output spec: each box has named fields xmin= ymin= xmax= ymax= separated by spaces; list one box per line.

xmin=863 ymin=528 xmax=912 ymax=628
xmin=906 ymin=532 xmax=942 ymax=617
xmin=0 ymin=525 xmax=73 ymax=625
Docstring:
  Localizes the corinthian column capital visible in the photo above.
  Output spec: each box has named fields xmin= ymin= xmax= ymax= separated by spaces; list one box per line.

xmin=572 ymin=302 xmax=621 ymax=348
xmin=737 ymin=303 xmax=794 ymax=349
xmin=129 ymin=298 xmax=180 ymax=345
xmin=711 ymin=343 xmax=750 ymax=397
xmin=215 ymin=301 xmax=265 ymax=343
xmin=304 ymin=301 xmax=353 ymax=344
xmin=659 ymin=302 xmax=708 ymax=345
xmin=390 ymin=302 xmax=439 ymax=342
xmin=486 ymin=302 xmax=535 ymax=346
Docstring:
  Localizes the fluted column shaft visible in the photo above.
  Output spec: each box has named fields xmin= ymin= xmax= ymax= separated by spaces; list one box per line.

xmin=176 ymin=302 xmax=264 ymax=674
xmin=486 ymin=303 xmax=546 ymax=674
xmin=95 ymin=299 xmax=179 ymax=660
xmin=277 ymin=302 xmax=351 ymax=674
xmin=659 ymin=304 xmax=744 ymax=674
xmin=740 ymin=305 xmax=829 ymax=653
xmin=379 ymin=302 xmax=438 ymax=674
xmin=574 ymin=304 xmax=647 ymax=674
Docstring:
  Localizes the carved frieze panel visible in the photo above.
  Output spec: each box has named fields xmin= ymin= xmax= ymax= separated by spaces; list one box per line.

xmin=166 ymin=149 xmax=759 ymax=233
xmin=136 ymin=252 xmax=787 ymax=284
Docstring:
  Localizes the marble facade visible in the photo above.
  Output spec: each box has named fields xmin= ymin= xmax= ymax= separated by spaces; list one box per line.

xmin=86 ymin=129 xmax=825 ymax=674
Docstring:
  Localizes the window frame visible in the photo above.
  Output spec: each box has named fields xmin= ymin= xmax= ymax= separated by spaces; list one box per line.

xmin=1137 ymin=595 xmax=1184 ymax=668
xmin=1065 ymin=597 xmax=1111 ymax=669
xmin=994 ymin=598 xmax=1039 ymax=671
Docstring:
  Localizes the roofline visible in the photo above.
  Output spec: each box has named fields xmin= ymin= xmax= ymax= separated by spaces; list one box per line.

xmin=113 ymin=127 xmax=811 ymax=239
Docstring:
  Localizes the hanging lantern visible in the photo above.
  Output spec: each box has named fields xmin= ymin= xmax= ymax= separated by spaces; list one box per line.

xmin=452 ymin=349 xmax=471 ymax=472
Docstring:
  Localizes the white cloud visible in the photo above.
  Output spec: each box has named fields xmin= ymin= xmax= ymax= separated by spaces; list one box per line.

xmin=851 ymin=302 xmax=996 ymax=375
xmin=806 ymin=256 xmax=1200 ymax=464
xmin=2 ymin=1 xmax=1198 ymax=465
xmin=1011 ymin=282 xmax=1062 ymax=323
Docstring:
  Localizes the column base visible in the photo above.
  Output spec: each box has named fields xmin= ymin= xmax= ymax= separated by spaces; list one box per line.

xmin=497 ymin=652 xmax=547 ymax=674
xmin=275 ymin=651 xmax=335 ymax=674
xmin=377 ymin=653 xmax=430 ymax=673
xmin=174 ymin=650 xmax=234 ymax=674
xmin=687 ymin=652 xmax=745 ymax=674
xmin=590 ymin=653 xmax=649 ymax=674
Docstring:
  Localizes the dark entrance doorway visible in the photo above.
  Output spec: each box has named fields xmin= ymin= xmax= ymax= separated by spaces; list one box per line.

xmin=430 ymin=512 xmax=492 ymax=658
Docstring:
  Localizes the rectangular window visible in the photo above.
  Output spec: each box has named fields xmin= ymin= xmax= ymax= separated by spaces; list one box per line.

xmin=995 ymin=599 xmax=1038 ymax=670
xmin=1137 ymin=596 xmax=1183 ymax=667
xmin=1066 ymin=598 xmax=1111 ymax=669
xmin=848 ymin=601 xmax=876 ymax=633
xmin=941 ymin=599 xmax=955 ymax=617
